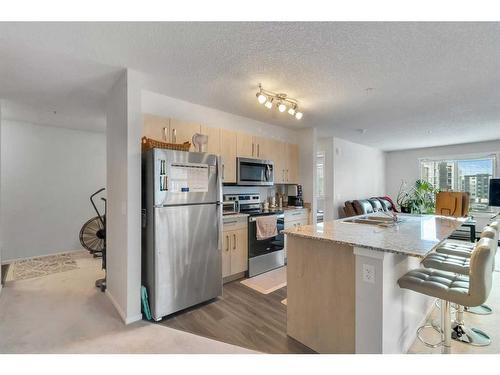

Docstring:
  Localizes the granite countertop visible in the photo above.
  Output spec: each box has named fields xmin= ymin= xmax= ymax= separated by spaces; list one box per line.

xmin=283 ymin=213 xmax=466 ymax=258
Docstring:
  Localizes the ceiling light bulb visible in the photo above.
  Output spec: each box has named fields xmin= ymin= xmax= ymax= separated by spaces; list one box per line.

xmin=295 ymin=111 xmax=303 ymax=120
xmin=288 ymin=107 xmax=296 ymax=116
xmin=265 ymin=99 xmax=273 ymax=109
xmin=257 ymin=93 xmax=267 ymax=104
xmin=278 ymin=102 xmax=287 ymax=112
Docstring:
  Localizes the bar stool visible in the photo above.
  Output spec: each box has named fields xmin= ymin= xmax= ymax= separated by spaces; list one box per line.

xmin=398 ymin=238 xmax=495 ymax=353
xmin=422 ymin=251 xmax=489 ymax=346
xmin=435 ymin=224 xmax=497 ymax=315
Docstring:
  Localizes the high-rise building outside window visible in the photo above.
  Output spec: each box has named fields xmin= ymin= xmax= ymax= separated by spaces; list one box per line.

xmin=420 ymin=156 xmax=496 ymax=212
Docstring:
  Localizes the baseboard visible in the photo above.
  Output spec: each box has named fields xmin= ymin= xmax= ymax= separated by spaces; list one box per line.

xmin=105 ymin=289 xmax=143 ymax=325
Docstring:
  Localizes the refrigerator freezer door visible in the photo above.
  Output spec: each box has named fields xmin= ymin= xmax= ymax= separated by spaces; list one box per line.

xmin=153 ymin=149 xmax=221 ymax=207
xmin=151 ymin=203 xmax=222 ymax=319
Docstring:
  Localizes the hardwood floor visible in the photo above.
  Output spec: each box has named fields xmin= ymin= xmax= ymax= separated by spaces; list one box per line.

xmin=159 ymin=279 xmax=315 ymax=354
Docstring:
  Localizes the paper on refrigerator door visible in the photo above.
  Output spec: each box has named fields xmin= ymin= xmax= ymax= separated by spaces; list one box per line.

xmin=168 ymin=163 xmax=209 ymax=193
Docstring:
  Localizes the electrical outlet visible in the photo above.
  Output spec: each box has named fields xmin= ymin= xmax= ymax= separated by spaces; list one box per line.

xmin=362 ymin=264 xmax=375 ymax=284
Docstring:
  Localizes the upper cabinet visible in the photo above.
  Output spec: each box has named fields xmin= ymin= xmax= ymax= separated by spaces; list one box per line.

xmin=142 ymin=114 xmax=299 ymax=185
xmin=200 ymin=125 xmax=221 ymax=154
xmin=285 ymin=143 xmax=299 ymax=184
xmin=169 ymin=119 xmax=201 ymax=152
xmin=220 ymin=129 xmax=237 ymax=183
xmin=143 ymin=114 xmax=170 ymax=141
xmin=236 ymin=132 xmax=254 ymax=158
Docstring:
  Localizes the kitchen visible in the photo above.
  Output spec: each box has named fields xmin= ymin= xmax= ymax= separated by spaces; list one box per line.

xmin=140 ymin=112 xmax=312 ymax=353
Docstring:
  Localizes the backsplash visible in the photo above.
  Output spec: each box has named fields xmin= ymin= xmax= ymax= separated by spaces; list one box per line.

xmin=223 ymin=184 xmax=290 ymax=203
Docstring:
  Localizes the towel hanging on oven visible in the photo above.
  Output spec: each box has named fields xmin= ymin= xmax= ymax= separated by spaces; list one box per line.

xmin=255 ymin=215 xmax=278 ymax=240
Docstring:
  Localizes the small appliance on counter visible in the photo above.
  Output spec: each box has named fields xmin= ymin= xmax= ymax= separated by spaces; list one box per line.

xmin=287 ymin=184 xmax=303 ymax=207
xmin=223 ymin=200 xmax=239 ymax=215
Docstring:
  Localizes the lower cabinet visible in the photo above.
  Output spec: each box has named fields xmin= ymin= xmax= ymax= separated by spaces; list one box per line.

xmin=222 ymin=217 xmax=248 ymax=280
xmin=283 ymin=209 xmax=309 ymax=259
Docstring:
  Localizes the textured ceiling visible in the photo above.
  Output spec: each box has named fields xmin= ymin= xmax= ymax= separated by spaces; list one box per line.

xmin=1 ymin=22 xmax=500 ymax=150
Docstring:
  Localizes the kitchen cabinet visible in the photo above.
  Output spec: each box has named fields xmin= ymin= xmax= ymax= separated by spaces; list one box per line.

xmin=270 ymin=140 xmax=286 ymax=183
xmin=220 ymin=129 xmax=237 ymax=183
xmin=285 ymin=143 xmax=300 ymax=184
xmin=222 ymin=216 xmax=248 ymax=279
xmin=284 ymin=208 xmax=309 ymax=259
xmin=143 ymin=114 xmax=170 ymax=141
xmin=200 ymin=125 xmax=220 ymax=154
xmin=142 ymin=114 xmax=300 ymax=185
xmin=236 ymin=132 xmax=254 ymax=158
xmin=169 ymin=119 xmax=201 ymax=151
xmin=253 ymin=136 xmax=273 ymax=159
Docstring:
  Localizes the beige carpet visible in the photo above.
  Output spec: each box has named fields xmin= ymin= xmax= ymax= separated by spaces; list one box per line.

xmin=409 ymin=262 xmax=500 ymax=354
xmin=240 ymin=266 xmax=286 ymax=294
xmin=0 ymin=252 xmax=256 ymax=354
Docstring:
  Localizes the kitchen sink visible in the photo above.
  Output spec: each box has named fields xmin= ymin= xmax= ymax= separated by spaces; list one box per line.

xmin=343 ymin=215 xmax=404 ymax=226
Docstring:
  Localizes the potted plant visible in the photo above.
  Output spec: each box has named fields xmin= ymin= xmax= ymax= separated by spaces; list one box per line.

xmin=397 ymin=179 xmax=438 ymax=214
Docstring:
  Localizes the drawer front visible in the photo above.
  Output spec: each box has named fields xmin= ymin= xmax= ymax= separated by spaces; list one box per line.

xmin=284 ymin=217 xmax=308 ymax=230
xmin=223 ymin=216 xmax=248 ymax=231
xmin=284 ymin=209 xmax=308 ymax=222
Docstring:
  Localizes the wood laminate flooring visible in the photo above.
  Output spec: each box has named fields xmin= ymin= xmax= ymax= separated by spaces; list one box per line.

xmin=160 ymin=279 xmax=315 ymax=354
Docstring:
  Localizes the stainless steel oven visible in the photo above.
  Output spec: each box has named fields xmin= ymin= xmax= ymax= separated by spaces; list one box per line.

xmin=237 ymin=157 xmax=274 ymax=186
xmin=248 ymin=213 xmax=285 ymax=277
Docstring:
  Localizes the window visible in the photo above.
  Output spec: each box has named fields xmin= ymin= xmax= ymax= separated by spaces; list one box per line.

xmin=420 ymin=156 xmax=496 ymax=212
xmin=316 ymin=151 xmax=325 ymax=198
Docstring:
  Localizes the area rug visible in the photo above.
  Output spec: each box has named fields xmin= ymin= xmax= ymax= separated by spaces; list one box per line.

xmin=6 ymin=253 xmax=79 ymax=281
xmin=240 ymin=266 xmax=286 ymax=294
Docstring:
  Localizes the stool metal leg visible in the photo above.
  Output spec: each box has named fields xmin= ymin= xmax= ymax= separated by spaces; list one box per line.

xmin=451 ymin=305 xmax=491 ymax=346
xmin=441 ymin=300 xmax=451 ymax=353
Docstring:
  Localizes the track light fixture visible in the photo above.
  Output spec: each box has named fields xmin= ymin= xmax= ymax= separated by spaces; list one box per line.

xmin=255 ymin=84 xmax=303 ymax=120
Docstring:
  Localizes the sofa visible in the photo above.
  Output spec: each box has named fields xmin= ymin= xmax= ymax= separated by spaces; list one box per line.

xmin=343 ymin=197 xmax=396 ymax=217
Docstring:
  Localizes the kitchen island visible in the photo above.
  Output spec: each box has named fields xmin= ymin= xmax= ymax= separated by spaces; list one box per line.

xmin=284 ymin=213 xmax=465 ymax=354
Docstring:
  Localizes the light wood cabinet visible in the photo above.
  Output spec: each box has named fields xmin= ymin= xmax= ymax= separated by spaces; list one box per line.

xmin=200 ymin=125 xmax=221 ymax=154
xmin=169 ymin=119 xmax=201 ymax=151
xmin=220 ymin=129 xmax=237 ymax=183
xmin=222 ymin=232 xmax=232 ymax=278
xmin=143 ymin=114 xmax=170 ymax=141
xmin=223 ymin=217 xmax=248 ymax=279
xmin=285 ymin=143 xmax=300 ymax=184
xmin=236 ymin=132 xmax=254 ymax=158
xmin=142 ymin=114 xmax=300 ymax=186
xmin=229 ymin=229 xmax=248 ymax=275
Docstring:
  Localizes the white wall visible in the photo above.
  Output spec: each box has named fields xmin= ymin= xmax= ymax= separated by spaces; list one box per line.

xmin=105 ymin=69 xmax=143 ymax=325
xmin=0 ymin=120 xmax=106 ymax=262
xmin=385 ymin=140 xmax=500 ymax=203
xmin=298 ymin=128 xmax=317 ymax=224
xmin=329 ymin=137 xmax=386 ymax=218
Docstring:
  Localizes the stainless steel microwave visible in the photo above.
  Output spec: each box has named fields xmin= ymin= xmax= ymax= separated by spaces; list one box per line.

xmin=237 ymin=157 xmax=274 ymax=186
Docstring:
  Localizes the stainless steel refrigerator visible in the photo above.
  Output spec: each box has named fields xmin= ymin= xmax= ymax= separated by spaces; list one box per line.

xmin=142 ymin=148 xmax=223 ymax=321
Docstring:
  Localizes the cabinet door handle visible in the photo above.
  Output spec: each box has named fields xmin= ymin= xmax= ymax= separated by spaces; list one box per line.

xmin=252 ymin=143 xmax=255 ymax=157
xmin=222 ymin=164 xmax=225 ymax=180
xmin=163 ymin=127 xmax=168 ymax=141
xmin=226 ymin=235 xmax=230 ymax=252
xmin=286 ymin=169 xmax=289 ymax=182
xmin=233 ymin=234 xmax=236 ymax=250
xmin=172 ymin=128 xmax=177 ymax=143
xmin=257 ymin=144 xmax=260 ymax=157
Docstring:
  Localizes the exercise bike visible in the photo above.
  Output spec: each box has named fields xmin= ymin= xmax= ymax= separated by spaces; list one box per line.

xmin=79 ymin=188 xmax=107 ymax=292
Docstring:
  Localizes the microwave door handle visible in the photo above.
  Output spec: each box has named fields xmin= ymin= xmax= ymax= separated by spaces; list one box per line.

xmin=265 ymin=165 xmax=271 ymax=181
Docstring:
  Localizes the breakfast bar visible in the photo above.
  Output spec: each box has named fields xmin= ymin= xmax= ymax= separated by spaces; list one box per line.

xmin=284 ymin=213 xmax=465 ymax=354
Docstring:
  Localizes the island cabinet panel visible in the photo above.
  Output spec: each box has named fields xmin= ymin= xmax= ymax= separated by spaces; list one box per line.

xmin=286 ymin=236 xmax=355 ymax=353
